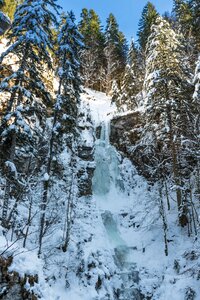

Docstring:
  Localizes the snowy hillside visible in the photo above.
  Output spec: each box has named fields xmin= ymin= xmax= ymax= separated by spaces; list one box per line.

xmin=0 ymin=87 xmax=200 ymax=299
xmin=76 ymin=89 xmax=200 ymax=300
xmin=1 ymin=0 xmax=200 ymax=299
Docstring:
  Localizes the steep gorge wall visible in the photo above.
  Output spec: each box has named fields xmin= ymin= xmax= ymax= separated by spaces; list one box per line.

xmin=110 ymin=112 xmax=152 ymax=180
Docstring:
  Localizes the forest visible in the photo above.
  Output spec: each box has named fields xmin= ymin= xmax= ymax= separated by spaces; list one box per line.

xmin=0 ymin=0 xmax=200 ymax=299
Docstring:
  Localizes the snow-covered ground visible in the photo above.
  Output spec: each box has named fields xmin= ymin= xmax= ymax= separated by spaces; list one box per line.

xmin=0 ymin=88 xmax=200 ymax=299
xmin=68 ymin=89 xmax=200 ymax=300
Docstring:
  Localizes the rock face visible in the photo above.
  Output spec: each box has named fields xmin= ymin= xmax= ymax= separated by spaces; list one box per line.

xmin=110 ymin=112 xmax=142 ymax=150
xmin=77 ymin=109 xmax=95 ymax=197
xmin=0 ymin=12 xmax=11 ymax=35
xmin=77 ymin=146 xmax=95 ymax=197
xmin=110 ymin=112 xmax=152 ymax=180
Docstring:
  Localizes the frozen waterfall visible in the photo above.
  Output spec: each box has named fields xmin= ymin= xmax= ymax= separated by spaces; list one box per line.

xmin=92 ymin=117 xmax=141 ymax=299
xmin=92 ymin=120 xmax=121 ymax=196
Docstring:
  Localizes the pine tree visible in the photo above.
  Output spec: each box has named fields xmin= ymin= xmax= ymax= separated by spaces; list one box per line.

xmin=1 ymin=0 xmax=22 ymax=20
xmin=105 ymin=13 xmax=127 ymax=93
xmin=0 ymin=3 xmax=11 ymax=36
xmin=172 ymin=1 xmax=193 ymax=44
xmin=118 ymin=31 xmax=128 ymax=80
xmin=79 ymin=9 xmax=106 ymax=91
xmin=117 ymin=40 xmax=142 ymax=110
xmin=0 ymin=0 xmax=59 ymax=226
xmin=173 ymin=0 xmax=192 ymax=35
xmin=137 ymin=2 xmax=158 ymax=53
xmin=0 ymin=0 xmax=4 ymax=9
xmin=142 ymin=16 xmax=193 ymax=226
xmin=38 ymin=11 xmax=83 ymax=255
xmin=189 ymin=0 xmax=200 ymax=49
xmin=173 ymin=0 xmax=200 ymax=61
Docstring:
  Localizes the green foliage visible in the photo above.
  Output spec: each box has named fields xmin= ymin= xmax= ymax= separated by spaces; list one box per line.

xmin=189 ymin=0 xmax=200 ymax=48
xmin=137 ymin=1 xmax=159 ymax=52
xmin=57 ymin=10 xmax=83 ymax=133
xmin=105 ymin=13 xmax=128 ymax=91
xmin=79 ymin=10 xmax=128 ymax=92
xmin=1 ymin=0 xmax=22 ymax=20
xmin=0 ymin=0 xmax=59 ymax=143
xmin=142 ymin=16 xmax=194 ymax=225
xmin=79 ymin=8 xmax=89 ymax=38
xmin=79 ymin=9 xmax=103 ymax=46
xmin=144 ymin=16 xmax=192 ymax=129
xmin=118 ymin=40 xmax=142 ymax=110
xmin=172 ymin=0 xmax=199 ymax=65
xmin=79 ymin=8 xmax=106 ymax=91
xmin=173 ymin=0 xmax=193 ymax=36
xmin=0 ymin=0 xmax=4 ymax=9
xmin=105 ymin=13 xmax=119 ymax=44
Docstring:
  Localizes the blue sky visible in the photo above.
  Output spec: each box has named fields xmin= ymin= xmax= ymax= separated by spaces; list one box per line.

xmin=57 ymin=0 xmax=173 ymax=42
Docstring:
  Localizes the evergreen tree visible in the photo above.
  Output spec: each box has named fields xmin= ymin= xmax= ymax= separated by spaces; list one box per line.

xmin=142 ymin=16 xmax=193 ymax=226
xmin=0 ymin=0 xmax=59 ymax=226
xmin=0 ymin=2 xmax=11 ymax=37
xmin=79 ymin=8 xmax=89 ymax=36
xmin=137 ymin=2 xmax=158 ymax=53
xmin=189 ymin=0 xmax=200 ymax=49
xmin=173 ymin=0 xmax=192 ymax=35
xmin=38 ymin=11 xmax=83 ymax=255
xmin=162 ymin=11 xmax=176 ymax=27
xmin=0 ymin=0 xmax=4 ymax=9
xmin=118 ymin=31 xmax=128 ymax=79
xmin=79 ymin=9 xmax=106 ymax=91
xmin=173 ymin=0 xmax=200 ymax=60
xmin=117 ymin=40 xmax=142 ymax=110
xmin=105 ymin=13 xmax=127 ymax=93
xmin=1 ymin=0 xmax=22 ymax=20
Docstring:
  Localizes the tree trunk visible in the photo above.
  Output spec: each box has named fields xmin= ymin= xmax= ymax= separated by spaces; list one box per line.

xmin=38 ymin=76 xmax=62 ymax=256
xmin=165 ymin=82 xmax=188 ymax=227
xmin=159 ymin=183 xmax=168 ymax=256
xmin=38 ymin=121 xmax=56 ymax=256
xmin=62 ymin=155 xmax=76 ymax=252
xmin=2 ymin=132 xmax=16 ymax=227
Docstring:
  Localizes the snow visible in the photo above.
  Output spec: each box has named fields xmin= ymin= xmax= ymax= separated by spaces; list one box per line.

xmin=0 ymin=231 xmax=56 ymax=299
xmin=0 ymin=89 xmax=199 ymax=300
xmin=77 ymin=89 xmax=200 ymax=300
xmin=81 ymin=88 xmax=117 ymax=124
xmin=81 ymin=128 xmax=94 ymax=147
xmin=59 ymin=148 xmax=71 ymax=167
xmin=9 ymin=251 xmax=43 ymax=277
xmin=43 ymin=172 xmax=49 ymax=181
xmin=5 ymin=160 xmax=17 ymax=175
